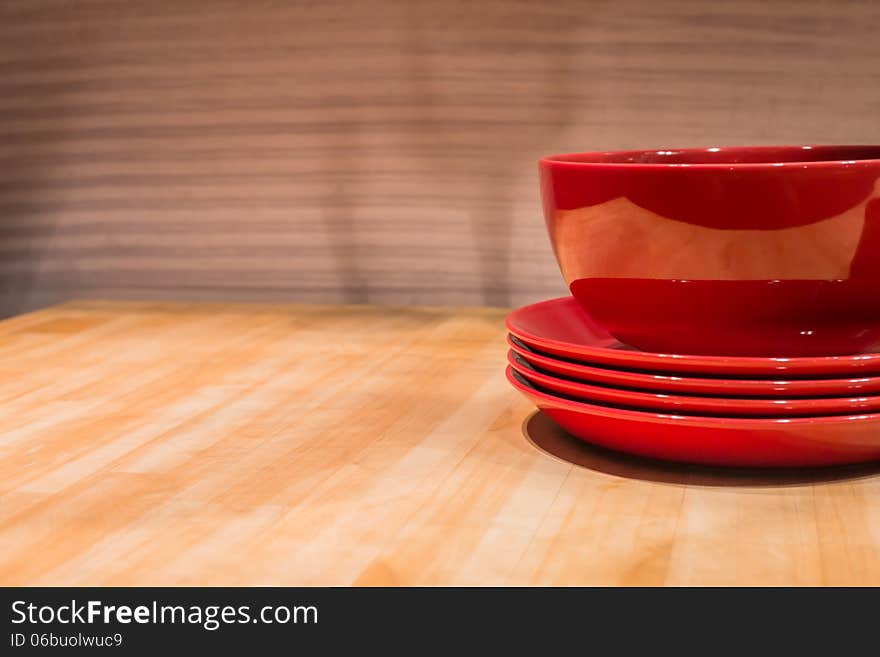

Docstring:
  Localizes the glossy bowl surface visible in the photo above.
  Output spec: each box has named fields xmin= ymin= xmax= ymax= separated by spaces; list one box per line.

xmin=541 ymin=145 xmax=880 ymax=357
xmin=508 ymin=335 xmax=880 ymax=398
xmin=507 ymin=297 xmax=880 ymax=376
xmin=509 ymin=350 xmax=880 ymax=417
xmin=507 ymin=367 xmax=880 ymax=467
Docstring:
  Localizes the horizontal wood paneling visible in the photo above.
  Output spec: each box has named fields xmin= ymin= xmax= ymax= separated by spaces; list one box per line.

xmin=2 ymin=0 xmax=880 ymax=314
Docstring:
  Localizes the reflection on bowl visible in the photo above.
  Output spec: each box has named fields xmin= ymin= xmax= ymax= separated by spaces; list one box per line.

xmin=541 ymin=145 xmax=880 ymax=356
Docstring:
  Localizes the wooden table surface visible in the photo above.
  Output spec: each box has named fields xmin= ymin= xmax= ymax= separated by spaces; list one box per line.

xmin=1 ymin=300 xmax=879 ymax=586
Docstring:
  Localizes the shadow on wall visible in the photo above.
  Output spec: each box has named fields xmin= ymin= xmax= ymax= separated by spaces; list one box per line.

xmin=474 ymin=40 xmax=577 ymax=309
xmin=318 ymin=4 xmax=579 ymax=308
xmin=404 ymin=6 xmax=578 ymax=308
xmin=0 ymin=44 xmax=71 ymax=317
xmin=318 ymin=128 xmax=366 ymax=305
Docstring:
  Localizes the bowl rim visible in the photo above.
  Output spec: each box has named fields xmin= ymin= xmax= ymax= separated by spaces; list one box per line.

xmin=539 ymin=144 xmax=880 ymax=169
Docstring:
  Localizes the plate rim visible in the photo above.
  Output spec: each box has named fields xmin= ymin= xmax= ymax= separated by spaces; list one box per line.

xmin=506 ymin=296 xmax=880 ymax=375
xmin=506 ymin=366 xmax=880 ymax=426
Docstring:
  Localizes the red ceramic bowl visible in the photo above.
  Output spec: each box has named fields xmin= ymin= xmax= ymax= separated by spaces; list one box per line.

xmin=540 ymin=145 xmax=880 ymax=357
xmin=507 ymin=367 xmax=880 ymax=467
xmin=508 ymin=350 xmax=880 ymax=417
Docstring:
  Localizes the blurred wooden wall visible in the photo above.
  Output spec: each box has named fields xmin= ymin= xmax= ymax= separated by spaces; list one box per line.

xmin=1 ymin=0 xmax=879 ymax=315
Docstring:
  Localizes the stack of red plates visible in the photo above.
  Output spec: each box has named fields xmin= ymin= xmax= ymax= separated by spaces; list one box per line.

xmin=506 ymin=297 xmax=880 ymax=467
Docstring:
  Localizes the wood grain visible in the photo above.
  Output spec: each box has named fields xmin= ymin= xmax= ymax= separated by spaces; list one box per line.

xmin=1 ymin=300 xmax=879 ymax=586
xmin=2 ymin=0 xmax=880 ymax=315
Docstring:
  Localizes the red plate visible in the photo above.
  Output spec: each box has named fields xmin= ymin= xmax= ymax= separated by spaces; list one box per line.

xmin=506 ymin=297 xmax=880 ymax=376
xmin=509 ymin=350 xmax=880 ymax=417
xmin=507 ymin=367 xmax=880 ymax=467
xmin=508 ymin=335 xmax=880 ymax=398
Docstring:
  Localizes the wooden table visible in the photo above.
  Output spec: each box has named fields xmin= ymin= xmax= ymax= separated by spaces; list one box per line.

xmin=1 ymin=301 xmax=879 ymax=586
